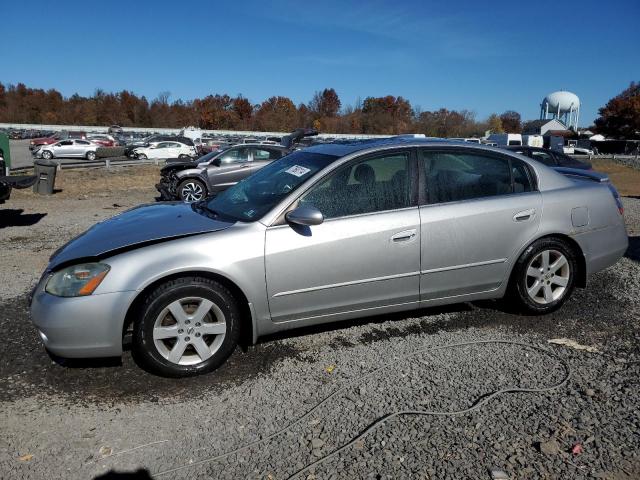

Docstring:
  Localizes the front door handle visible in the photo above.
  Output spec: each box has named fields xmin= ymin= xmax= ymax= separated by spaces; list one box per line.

xmin=513 ymin=208 xmax=536 ymax=222
xmin=240 ymin=164 xmax=251 ymax=168
xmin=391 ymin=229 xmax=417 ymax=242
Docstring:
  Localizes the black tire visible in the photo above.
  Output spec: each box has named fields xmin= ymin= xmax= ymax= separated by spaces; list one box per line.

xmin=178 ymin=154 xmax=189 ymax=159
xmin=137 ymin=153 xmax=147 ymax=160
xmin=509 ymin=237 xmax=577 ymax=314
xmin=177 ymin=178 xmax=207 ymax=202
xmin=86 ymin=151 xmax=96 ymax=161
xmin=42 ymin=150 xmax=53 ymax=160
xmin=132 ymin=276 xmax=241 ymax=377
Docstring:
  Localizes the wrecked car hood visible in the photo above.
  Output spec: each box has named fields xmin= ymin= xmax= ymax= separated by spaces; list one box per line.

xmin=49 ymin=202 xmax=234 ymax=269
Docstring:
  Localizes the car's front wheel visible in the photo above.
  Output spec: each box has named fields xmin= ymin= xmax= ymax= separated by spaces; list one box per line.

xmin=42 ymin=150 xmax=53 ymax=160
xmin=178 ymin=178 xmax=206 ymax=202
xmin=510 ymin=238 xmax=577 ymax=314
xmin=132 ymin=276 xmax=240 ymax=377
xmin=137 ymin=153 xmax=147 ymax=160
xmin=86 ymin=151 xmax=96 ymax=161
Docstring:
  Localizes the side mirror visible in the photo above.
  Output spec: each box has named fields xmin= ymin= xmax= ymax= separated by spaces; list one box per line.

xmin=211 ymin=158 xmax=222 ymax=166
xmin=285 ymin=206 xmax=324 ymax=226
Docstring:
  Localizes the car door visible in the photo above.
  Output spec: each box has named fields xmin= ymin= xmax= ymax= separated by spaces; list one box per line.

xmin=72 ymin=140 xmax=91 ymax=157
xmin=53 ymin=140 xmax=74 ymax=157
xmin=150 ymin=142 xmax=169 ymax=159
xmin=207 ymin=147 xmax=252 ymax=191
xmin=418 ymin=148 xmax=541 ymax=301
xmin=264 ymin=149 xmax=421 ymax=324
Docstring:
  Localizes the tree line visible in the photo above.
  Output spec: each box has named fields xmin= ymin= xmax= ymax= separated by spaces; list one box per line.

xmin=0 ymin=82 xmax=529 ymax=137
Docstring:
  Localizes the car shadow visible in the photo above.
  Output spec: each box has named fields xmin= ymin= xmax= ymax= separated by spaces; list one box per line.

xmin=625 ymin=236 xmax=640 ymax=262
xmin=0 ymin=209 xmax=47 ymax=228
xmin=94 ymin=469 xmax=154 ymax=480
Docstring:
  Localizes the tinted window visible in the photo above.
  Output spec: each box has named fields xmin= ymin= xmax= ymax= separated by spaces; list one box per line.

xmin=76 ymin=140 xmax=90 ymax=145
xmin=552 ymin=151 xmax=586 ymax=168
xmin=512 ymin=160 xmax=533 ymax=193
xmin=422 ymin=151 xmax=512 ymax=204
xmin=299 ymin=152 xmax=410 ymax=219
xmin=58 ymin=140 xmax=73 ymax=146
xmin=531 ymin=150 xmax=556 ymax=166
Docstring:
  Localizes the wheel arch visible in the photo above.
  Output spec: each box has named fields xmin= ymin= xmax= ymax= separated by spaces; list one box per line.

xmin=122 ymin=270 xmax=255 ymax=349
xmin=508 ymin=233 xmax=587 ymax=290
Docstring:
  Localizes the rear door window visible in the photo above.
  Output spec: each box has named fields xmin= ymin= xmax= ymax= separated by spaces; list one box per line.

xmin=421 ymin=150 xmax=513 ymax=204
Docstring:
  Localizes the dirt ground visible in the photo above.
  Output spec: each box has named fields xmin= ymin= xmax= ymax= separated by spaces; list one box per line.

xmin=591 ymin=159 xmax=640 ymax=197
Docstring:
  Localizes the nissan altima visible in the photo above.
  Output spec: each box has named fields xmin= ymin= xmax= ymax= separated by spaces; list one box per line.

xmin=30 ymin=138 xmax=628 ymax=377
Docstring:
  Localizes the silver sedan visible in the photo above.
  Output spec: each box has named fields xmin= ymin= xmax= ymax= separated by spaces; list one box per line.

xmin=30 ymin=138 xmax=628 ymax=377
xmin=36 ymin=139 xmax=99 ymax=160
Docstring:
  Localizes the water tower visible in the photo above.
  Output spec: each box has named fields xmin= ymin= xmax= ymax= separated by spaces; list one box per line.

xmin=540 ymin=90 xmax=580 ymax=130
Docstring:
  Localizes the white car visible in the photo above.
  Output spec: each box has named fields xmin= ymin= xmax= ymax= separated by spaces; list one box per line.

xmin=134 ymin=141 xmax=196 ymax=160
xmin=36 ymin=139 xmax=99 ymax=160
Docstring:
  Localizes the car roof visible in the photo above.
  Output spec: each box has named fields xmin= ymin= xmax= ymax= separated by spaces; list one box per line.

xmin=303 ymin=137 xmax=473 ymax=156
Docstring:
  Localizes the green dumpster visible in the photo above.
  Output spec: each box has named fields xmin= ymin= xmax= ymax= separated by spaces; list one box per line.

xmin=0 ymin=132 xmax=10 ymax=174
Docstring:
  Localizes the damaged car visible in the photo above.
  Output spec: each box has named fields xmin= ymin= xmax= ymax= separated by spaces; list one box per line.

xmin=157 ymin=128 xmax=318 ymax=202
xmin=30 ymin=138 xmax=628 ymax=377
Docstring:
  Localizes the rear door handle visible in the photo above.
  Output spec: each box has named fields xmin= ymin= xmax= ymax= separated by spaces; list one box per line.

xmin=513 ymin=209 xmax=536 ymax=222
xmin=391 ymin=229 xmax=417 ymax=242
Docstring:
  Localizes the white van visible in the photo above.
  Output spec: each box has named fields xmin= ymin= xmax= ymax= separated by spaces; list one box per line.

xmin=522 ymin=135 xmax=543 ymax=148
xmin=487 ymin=133 xmax=522 ymax=146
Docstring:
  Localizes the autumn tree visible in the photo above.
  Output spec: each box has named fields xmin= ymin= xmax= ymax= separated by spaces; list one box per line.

xmin=595 ymin=81 xmax=640 ymax=139
xmin=254 ymin=96 xmax=297 ymax=131
xmin=486 ymin=113 xmax=504 ymax=134
xmin=361 ymin=96 xmax=413 ymax=134
xmin=499 ymin=110 xmax=521 ymax=133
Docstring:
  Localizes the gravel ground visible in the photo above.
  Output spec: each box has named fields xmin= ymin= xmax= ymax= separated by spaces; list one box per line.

xmin=0 ymin=167 xmax=639 ymax=479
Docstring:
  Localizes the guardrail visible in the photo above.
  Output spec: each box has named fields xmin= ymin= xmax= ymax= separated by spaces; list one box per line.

xmin=9 ymin=157 xmax=168 ymax=173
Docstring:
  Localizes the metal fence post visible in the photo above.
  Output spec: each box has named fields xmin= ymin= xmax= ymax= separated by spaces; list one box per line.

xmin=106 ymin=159 xmax=111 ymax=169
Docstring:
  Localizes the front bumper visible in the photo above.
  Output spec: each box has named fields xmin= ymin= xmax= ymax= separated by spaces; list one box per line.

xmin=30 ymin=286 xmax=138 ymax=358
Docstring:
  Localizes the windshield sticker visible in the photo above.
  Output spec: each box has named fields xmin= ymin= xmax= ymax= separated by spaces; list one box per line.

xmin=285 ymin=165 xmax=311 ymax=177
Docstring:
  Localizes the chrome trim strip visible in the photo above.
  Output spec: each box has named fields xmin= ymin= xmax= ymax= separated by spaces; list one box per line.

xmin=420 ymin=258 xmax=507 ymax=275
xmin=272 ymin=271 xmax=420 ymax=298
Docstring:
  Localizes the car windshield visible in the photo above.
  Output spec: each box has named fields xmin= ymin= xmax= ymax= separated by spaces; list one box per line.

xmin=206 ymin=151 xmax=338 ymax=222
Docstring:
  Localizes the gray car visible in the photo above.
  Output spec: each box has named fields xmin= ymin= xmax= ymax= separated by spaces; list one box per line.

xmin=30 ymin=138 xmax=628 ymax=377
xmin=157 ymin=144 xmax=288 ymax=202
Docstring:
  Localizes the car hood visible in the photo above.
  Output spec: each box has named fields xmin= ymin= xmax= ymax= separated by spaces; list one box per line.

xmin=49 ymin=202 xmax=234 ymax=269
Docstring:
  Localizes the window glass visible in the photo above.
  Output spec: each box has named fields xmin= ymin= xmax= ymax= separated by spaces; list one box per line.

xmin=58 ymin=140 xmax=73 ymax=146
xmin=299 ymin=152 xmax=410 ymax=219
xmin=512 ymin=160 xmax=533 ymax=193
xmin=156 ymin=143 xmax=168 ymax=148
xmin=76 ymin=140 xmax=90 ymax=145
xmin=422 ymin=151 xmax=512 ymax=204
xmin=253 ymin=148 xmax=278 ymax=160
xmin=530 ymin=151 xmax=556 ymax=166
xmin=207 ymin=151 xmax=337 ymax=222
xmin=219 ymin=148 xmax=248 ymax=163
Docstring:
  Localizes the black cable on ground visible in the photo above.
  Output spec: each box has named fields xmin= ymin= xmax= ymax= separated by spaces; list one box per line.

xmin=154 ymin=340 xmax=571 ymax=479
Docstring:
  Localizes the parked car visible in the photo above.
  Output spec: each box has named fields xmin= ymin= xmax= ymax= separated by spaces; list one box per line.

xmin=35 ymin=139 xmax=99 ymax=160
xmin=133 ymin=141 xmax=197 ymax=160
xmin=124 ymin=135 xmax=195 ymax=158
xmin=156 ymin=129 xmax=318 ymax=202
xmin=30 ymin=138 xmax=628 ymax=377
xmin=501 ymin=146 xmax=592 ymax=170
xmin=157 ymin=144 xmax=289 ymax=202
xmin=29 ymin=131 xmax=87 ymax=151
xmin=87 ymin=134 xmax=117 ymax=147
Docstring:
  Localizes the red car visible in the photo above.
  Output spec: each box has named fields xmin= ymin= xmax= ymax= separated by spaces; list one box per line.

xmin=30 ymin=131 xmax=86 ymax=151
xmin=87 ymin=134 xmax=118 ymax=147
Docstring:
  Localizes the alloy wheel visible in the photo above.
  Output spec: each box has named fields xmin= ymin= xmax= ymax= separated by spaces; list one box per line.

xmin=181 ymin=182 xmax=204 ymax=202
xmin=153 ymin=297 xmax=226 ymax=365
xmin=525 ymin=249 xmax=570 ymax=304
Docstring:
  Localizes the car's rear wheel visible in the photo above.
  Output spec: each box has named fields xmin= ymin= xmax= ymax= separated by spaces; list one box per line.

xmin=137 ymin=153 xmax=147 ymax=160
xmin=178 ymin=178 xmax=206 ymax=202
xmin=510 ymin=238 xmax=577 ymax=314
xmin=42 ymin=150 xmax=53 ymax=160
xmin=132 ymin=276 xmax=240 ymax=377
xmin=86 ymin=151 xmax=96 ymax=161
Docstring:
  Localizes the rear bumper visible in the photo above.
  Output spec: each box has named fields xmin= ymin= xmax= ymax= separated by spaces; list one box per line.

xmin=30 ymin=286 xmax=137 ymax=358
xmin=574 ymin=222 xmax=628 ymax=278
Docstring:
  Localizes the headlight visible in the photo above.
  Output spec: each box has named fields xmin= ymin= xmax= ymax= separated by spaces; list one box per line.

xmin=45 ymin=263 xmax=110 ymax=297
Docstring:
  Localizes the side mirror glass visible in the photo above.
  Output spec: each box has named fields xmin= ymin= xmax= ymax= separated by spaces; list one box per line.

xmin=285 ymin=206 xmax=324 ymax=226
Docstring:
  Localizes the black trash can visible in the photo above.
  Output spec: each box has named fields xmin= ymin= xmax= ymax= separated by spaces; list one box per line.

xmin=33 ymin=159 xmax=58 ymax=195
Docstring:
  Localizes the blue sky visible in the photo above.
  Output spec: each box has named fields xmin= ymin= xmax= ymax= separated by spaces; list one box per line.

xmin=2 ymin=0 xmax=639 ymax=125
